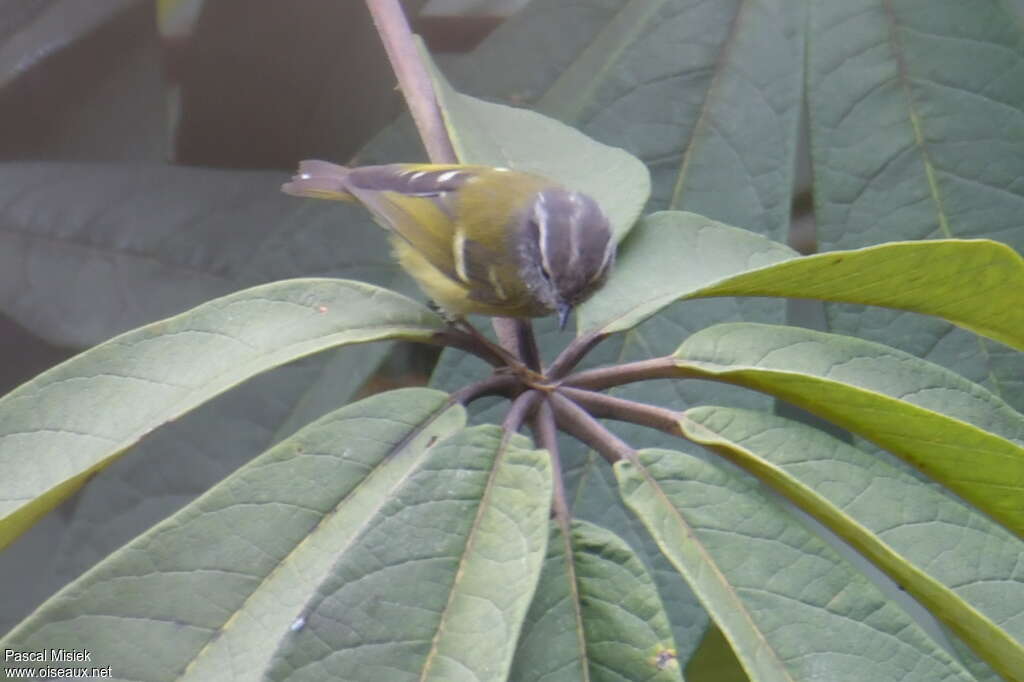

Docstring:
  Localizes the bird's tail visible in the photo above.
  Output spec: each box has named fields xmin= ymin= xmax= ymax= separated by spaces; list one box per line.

xmin=281 ymin=160 xmax=357 ymax=201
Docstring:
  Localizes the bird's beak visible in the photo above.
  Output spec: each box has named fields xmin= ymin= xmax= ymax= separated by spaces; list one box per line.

xmin=557 ymin=302 xmax=572 ymax=331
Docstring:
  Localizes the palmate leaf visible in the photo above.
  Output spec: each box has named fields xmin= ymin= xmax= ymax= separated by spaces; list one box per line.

xmin=0 ymin=278 xmax=444 ymax=550
xmin=671 ymin=323 xmax=1024 ymax=536
xmin=616 ymin=448 xmax=975 ymax=682
xmin=267 ymin=424 xmax=552 ymax=682
xmin=679 ymin=406 xmax=1024 ymax=680
xmin=428 ymin=2 xmax=805 ymax=655
xmin=1 ymin=389 xmax=466 ymax=680
xmin=511 ymin=519 xmax=682 ymax=682
xmin=579 ymin=211 xmax=1024 ymax=348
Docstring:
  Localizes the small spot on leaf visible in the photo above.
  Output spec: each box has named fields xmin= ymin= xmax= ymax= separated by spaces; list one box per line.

xmin=653 ymin=646 xmax=678 ymax=670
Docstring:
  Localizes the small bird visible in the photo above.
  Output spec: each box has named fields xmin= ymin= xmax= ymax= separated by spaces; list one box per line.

xmin=282 ymin=162 xmax=615 ymax=329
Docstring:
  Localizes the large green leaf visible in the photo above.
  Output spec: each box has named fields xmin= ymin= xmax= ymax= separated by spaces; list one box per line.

xmin=0 ymin=278 xmax=444 ymax=550
xmin=0 ymin=344 xmax=391 ymax=635
xmin=809 ymin=0 xmax=1024 ymax=251
xmin=671 ymin=323 xmax=1024 ymax=536
xmin=577 ymin=212 xmax=797 ymax=335
xmin=808 ymin=0 xmax=1024 ymax=411
xmin=509 ymin=521 xmax=590 ymax=682
xmin=616 ymin=448 xmax=975 ymax=682
xmin=443 ymin=0 xmax=806 ymax=237
xmin=511 ymin=519 xmax=683 ymax=681
xmin=267 ymin=424 xmax=552 ymax=682
xmin=565 ymin=430 xmax=714 ymax=666
xmin=580 ymin=211 xmax=1024 ymax=348
xmin=680 ymin=406 xmax=1024 ymax=680
xmin=1 ymin=388 xmax=466 ymax=680
xmin=429 ymin=59 xmax=651 ymax=241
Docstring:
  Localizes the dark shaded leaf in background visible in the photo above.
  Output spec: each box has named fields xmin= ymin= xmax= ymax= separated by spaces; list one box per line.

xmin=808 ymin=0 xmax=1024 ymax=412
xmin=0 ymin=1 xmax=164 ymax=161
xmin=170 ymin=0 xmax=403 ymax=169
xmin=0 ymin=163 xmax=404 ymax=347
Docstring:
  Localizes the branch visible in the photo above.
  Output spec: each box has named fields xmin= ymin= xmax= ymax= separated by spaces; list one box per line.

xmin=557 ymin=387 xmax=683 ymax=438
xmin=563 ymin=356 xmax=682 ymax=390
xmin=548 ymin=392 xmax=635 ymax=465
xmin=365 ymin=1 xmax=535 ymax=363
xmin=366 ymin=0 xmax=457 ymax=164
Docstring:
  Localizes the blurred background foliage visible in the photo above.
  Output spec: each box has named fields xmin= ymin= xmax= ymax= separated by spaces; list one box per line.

xmin=2 ymin=1 xmax=1023 ymax=678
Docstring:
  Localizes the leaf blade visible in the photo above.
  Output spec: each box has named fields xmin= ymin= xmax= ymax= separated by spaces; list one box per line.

xmin=427 ymin=55 xmax=651 ymax=242
xmin=680 ymin=405 xmax=1024 ymax=680
xmin=0 ymin=278 xmax=444 ymax=550
xmin=579 ymin=211 xmax=1024 ymax=348
xmin=267 ymin=425 xmax=552 ymax=682
xmin=616 ymin=448 xmax=976 ymax=682
xmin=511 ymin=519 xmax=684 ymax=681
xmin=0 ymin=388 xmax=466 ymax=681
xmin=672 ymin=323 xmax=1024 ymax=535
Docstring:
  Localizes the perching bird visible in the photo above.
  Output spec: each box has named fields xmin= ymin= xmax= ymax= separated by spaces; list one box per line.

xmin=282 ymin=161 xmax=615 ymax=329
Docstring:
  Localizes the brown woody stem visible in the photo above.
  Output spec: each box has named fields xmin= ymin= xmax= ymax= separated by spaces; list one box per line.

xmin=365 ymin=0 xmax=457 ymax=164
xmin=366 ymin=1 xmax=536 ymax=364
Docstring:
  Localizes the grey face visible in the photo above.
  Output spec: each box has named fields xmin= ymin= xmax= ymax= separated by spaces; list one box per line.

xmin=518 ymin=188 xmax=616 ymax=325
